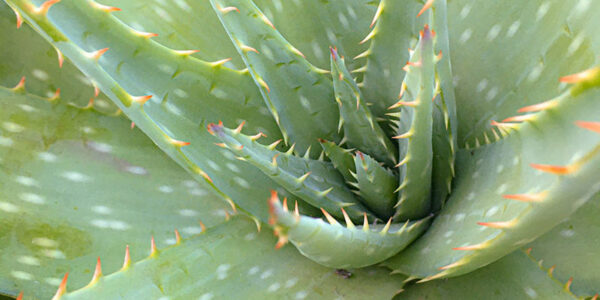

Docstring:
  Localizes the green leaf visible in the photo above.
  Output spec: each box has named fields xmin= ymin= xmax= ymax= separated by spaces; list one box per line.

xmin=527 ymin=193 xmax=600 ymax=297
xmin=397 ymin=250 xmax=577 ymax=300
xmin=0 ymin=87 xmax=229 ymax=299
xmin=354 ymin=152 xmax=397 ymax=220
xmin=211 ymin=0 xmax=341 ymax=155
xmin=330 ymin=47 xmax=397 ymax=166
xmin=60 ymin=217 xmax=408 ymax=300
xmin=385 ymin=77 xmax=600 ymax=279
xmin=448 ymin=0 xmax=600 ymax=148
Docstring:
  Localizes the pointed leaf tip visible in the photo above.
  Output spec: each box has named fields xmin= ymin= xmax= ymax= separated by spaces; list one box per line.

xmin=575 ymin=121 xmax=600 ymax=133
xmin=122 ymin=245 xmax=131 ymax=269
xmin=51 ymin=272 xmax=68 ymax=300
xmin=91 ymin=1 xmax=121 ymax=12
xmin=150 ymin=236 xmax=158 ymax=257
xmin=417 ymin=0 xmax=434 ymax=17
xmin=16 ymin=292 xmax=23 ymax=300
xmin=175 ymin=229 xmax=181 ymax=244
xmin=35 ymin=0 xmax=61 ymax=14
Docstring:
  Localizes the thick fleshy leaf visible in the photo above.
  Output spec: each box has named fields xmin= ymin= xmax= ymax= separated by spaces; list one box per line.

xmin=211 ymin=0 xmax=341 ymax=155
xmin=386 ymin=72 xmax=600 ymax=279
xmin=527 ymin=193 xmax=600 ymax=297
xmin=60 ymin=217 xmax=408 ymax=300
xmin=397 ymin=250 xmax=577 ymax=300
xmin=448 ymin=0 xmax=600 ymax=148
xmin=6 ymin=0 xmax=317 ymax=223
xmin=0 ymin=87 xmax=229 ymax=299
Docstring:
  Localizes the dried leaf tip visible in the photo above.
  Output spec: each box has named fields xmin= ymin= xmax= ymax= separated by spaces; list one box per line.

xmin=89 ymin=257 xmax=102 ymax=285
xmin=122 ymin=245 xmax=131 ymax=269
xmin=33 ymin=0 xmax=61 ymax=14
xmin=131 ymin=95 xmax=152 ymax=105
xmin=10 ymin=6 xmax=22 ymax=28
xmin=132 ymin=29 xmax=159 ymax=38
xmin=530 ymin=163 xmax=574 ymax=175
xmin=576 ymin=121 xmax=600 ymax=133
xmin=175 ymin=229 xmax=182 ymax=244
xmin=12 ymin=76 xmax=26 ymax=91
xmin=51 ymin=272 xmax=68 ymax=300
xmin=559 ymin=67 xmax=600 ymax=83
xmin=150 ymin=236 xmax=158 ymax=257
xmin=417 ymin=0 xmax=434 ymax=17
xmin=91 ymin=1 xmax=121 ymax=12
xmin=87 ymin=48 xmax=109 ymax=61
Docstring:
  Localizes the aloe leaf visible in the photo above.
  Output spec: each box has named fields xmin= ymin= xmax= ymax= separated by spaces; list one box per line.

xmin=207 ymin=122 xmax=371 ymax=222
xmin=268 ymin=194 xmax=431 ymax=269
xmin=429 ymin=0 xmax=457 ymax=212
xmin=357 ymin=0 xmax=424 ymax=119
xmin=210 ymin=0 xmax=341 ymax=155
xmin=392 ymin=26 xmax=436 ymax=220
xmin=0 ymin=3 xmax=114 ymax=111
xmin=6 ymin=0 xmax=316 ymax=223
xmin=397 ymin=250 xmax=577 ymax=300
xmin=354 ymin=152 xmax=397 ymax=220
xmin=385 ymin=69 xmax=600 ymax=279
xmin=448 ymin=0 xmax=600 ymax=148
xmin=330 ymin=47 xmax=397 ymax=166
xmin=526 ymin=193 xmax=600 ymax=297
xmin=319 ymin=139 xmax=356 ymax=183
xmin=59 ymin=217 xmax=408 ymax=300
xmin=98 ymin=0 xmax=374 ymax=71
xmin=0 ymin=87 xmax=229 ymax=299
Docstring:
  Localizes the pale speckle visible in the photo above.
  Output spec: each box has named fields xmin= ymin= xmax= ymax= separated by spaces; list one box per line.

xmin=512 ymin=157 xmax=519 ymax=166
xmin=81 ymin=126 xmax=95 ymax=134
xmin=15 ymin=175 xmax=38 ymax=187
xmin=18 ymin=104 xmax=36 ymax=112
xmin=574 ymin=0 xmax=591 ymax=15
xmin=189 ymin=188 xmax=207 ymax=196
xmin=524 ymin=287 xmax=538 ymax=298
xmin=560 ymin=229 xmax=575 ymax=237
xmin=179 ymin=209 xmax=198 ymax=217
xmin=182 ymin=226 xmax=204 ymax=235
xmin=311 ymin=40 xmax=324 ymax=60
xmin=126 ymin=166 xmax=147 ymax=175
xmin=476 ymin=79 xmax=488 ymax=93
xmin=267 ymin=282 xmax=281 ymax=292
xmin=173 ymin=0 xmax=190 ymax=10
xmin=467 ymin=192 xmax=476 ymax=201
xmin=0 ymin=136 xmax=14 ymax=147
xmin=11 ymin=271 xmax=34 ymax=281
xmin=527 ymin=64 xmax=544 ymax=82
xmin=38 ymin=152 xmax=57 ymax=162
xmin=87 ymin=141 xmax=113 ymax=153
xmin=234 ymin=177 xmax=250 ymax=189
xmin=44 ymin=277 xmax=62 ymax=286
xmin=244 ymin=232 xmax=257 ymax=240
xmin=153 ymin=6 xmax=173 ymax=22
xmin=198 ymin=293 xmax=214 ymax=300
xmin=496 ymin=184 xmax=508 ymax=194
xmin=536 ymin=2 xmax=550 ymax=21
xmin=174 ymin=88 xmax=188 ymax=98
xmin=226 ymin=163 xmax=240 ymax=173
xmin=338 ymin=12 xmax=349 ymax=30
xmin=41 ymin=249 xmax=66 ymax=259
xmin=18 ymin=256 xmax=40 ymax=266
xmin=496 ymin=164 xmax=504 ymax=173
xmin=285 ymin=277 xmax=298 ymax=288
xmin=19 ymin=193 xmax=45 ymax=204
xmin=32 ymin=237 xmax=58 ymax=248
xmin=486 ymin=87 xmax=499 ymax=101
xmin=248 ymin=266 xmax=260 ymax=275
xmin=459 ymin=4 xmax=471 ymax=19
xmin=506 ymin=21 xmax=520 ymax=38
xmin=486 ymin=25 xmax=501 ymax=41
xmin=216 ymin=264 xmax=231 ymax=280
xmin=90 ymin=219 xmax=131 ymax=230
xmin=299 ymin=95 xmax=311 ymax=111
xmin=3 ymin=122 xmax=25 ymax=133
xmin=62 ymin=171 xmax=91 ymax=182
xmin=207 ymin=159 xmax=221 ymax=171
xmin=454 ymin=213 xmax=466 ymax=222
xmin=261 ymin=269 xmax=274 ymax=279
xmin=158 ymin=185 xmax=174 ymax=193
xmin=92 ymin=205 xmax=112 ymax=215
xmin=295 ymin=291 xmax=308 ymax=299
xmin=459 ymin=28 xmax=472 ymax=44
xmin=32 ymin=69 xmax=49 ymax=81
xmin=443 ymin=231 xmax=454 ymax=238
xmin=567 ymin=34 xmax=584 ymax=56
xmin=486 ymin=206 xmax=499 ymax=217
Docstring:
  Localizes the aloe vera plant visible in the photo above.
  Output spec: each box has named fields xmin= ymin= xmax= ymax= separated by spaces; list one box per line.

xmin=1 ymin=0 xmax=600 ymax=299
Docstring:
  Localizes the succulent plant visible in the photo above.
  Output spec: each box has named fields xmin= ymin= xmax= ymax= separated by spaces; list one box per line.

xmin=1 ymin=0 xmax=600 ymax=299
